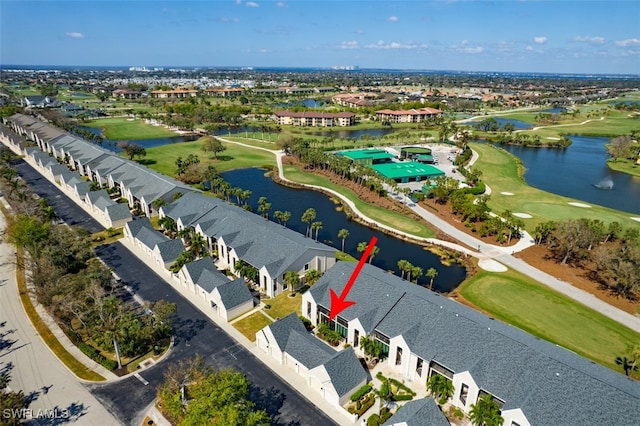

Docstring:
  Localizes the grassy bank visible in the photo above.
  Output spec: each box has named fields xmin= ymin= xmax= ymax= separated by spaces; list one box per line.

xmin=144 ymin=139 xmax=276 ymax=175
xmin=282 ymin=164 xmax=434 ymax=239
xmin=83 ymin=117 xmax=178 ymax=140
xmin=607 ymin=158 xmax=640 ymax=177
xmin=458 ymin=268 xmax=640 ymax=378
xmin=470 ymin=142 xmax=640 ymax=230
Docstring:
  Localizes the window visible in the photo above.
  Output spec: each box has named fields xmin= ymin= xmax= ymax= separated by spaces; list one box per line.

xmin=511 ymin=423 xmax=521 ymax=426
xmin=395 ymin=347 xmax=403 ymax=366
xmin=354 ymin=329 xmax=359 ymax=347
xmin=306 ymin=302 xmax=311 ymax=317
xmin=460 ymin=384 xmax=469 ymax=406
xmin=304 ymin=263 xmax=309 ymax=271
xmin=416 ymin=358 xmax=423 ymax=376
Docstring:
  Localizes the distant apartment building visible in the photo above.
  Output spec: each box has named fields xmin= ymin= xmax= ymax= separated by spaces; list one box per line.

xmin=204 ymin=87 xmax=246 ymax=97
xmin=375 ymin=107 xmax=442 ymax=123
xmin=332 ymin=93 xmax=377 ymax=108
xmin=273 ymin=111 xmax=356 ymax=127
xmin=150 ymin=89 xmax=199 ymax=99
xmin=112 ymin=90 xmax=143 ymax=99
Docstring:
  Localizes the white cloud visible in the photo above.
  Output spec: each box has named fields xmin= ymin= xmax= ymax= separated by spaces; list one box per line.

xmin=534 ymin=36 xmax=547 ymax=44
xmin=339 ymin=41 xmax=359 ymax=49
xmin=463 ymin=46 xmax=483 ymax=54
xmin=66 ymin=32 xmax=84 ymax=39
xmin=276 ymin=1 xmax=286 ymax=7
xmin=246 ymin=1 xmax=259 ymax=7
xmin=216 ymin=17 xmax=239 ymax=23
xmin=615 ymin=38 xmax=640 ymax=47
xmin=366 ymin=40 xmax=427 ymax=50
xmin=573 ymin=36 xmax=605 ymax=45
xmin=387 ymin=16 xmax=398 ymax=22
xmin=525 ymin=45 xmax=534 ymax=51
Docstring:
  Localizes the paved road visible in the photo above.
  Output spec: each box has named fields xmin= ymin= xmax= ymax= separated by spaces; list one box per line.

xmin=13 ymin=159 xmax=104 ymax=233
xmin=0 ymin=210 xmax=121 ymax=426
xmin=92 ymin=242 xmax=336 ymax=426
xmin=11 ymin=158 xmax=336 ymax=426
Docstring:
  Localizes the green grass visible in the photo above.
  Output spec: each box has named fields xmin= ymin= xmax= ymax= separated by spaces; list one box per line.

xmin=336 ymin=251 xmax=358 ymax=262
xmin=283 ymin=164 xmax=435 ymax=239
xmin=144 ymin=139 xmax=276 ymax=175
xmin=232 ymin=312 xmax=273 ymax=342
xmin=470 ymin=142 xmax=640 ymax=230
xmin=265 ymin=292 xmax=302 ymax=318
xmin=83 ymin=117 xmax=178 ymax=140
xmin=607 ymin=158 xmax=640 ymax=177
xmin=459 ymin=269 xmax=640 ymax=378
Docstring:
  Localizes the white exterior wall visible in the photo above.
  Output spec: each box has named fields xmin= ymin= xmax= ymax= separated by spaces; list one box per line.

xmin=301 ymin=291 xmax=317 ymax=324
xmin=307 ymin=366 xmax=339 ymax=406
xmin=405 ymin=352 xmax=429 ymax=386
xmin=347 ymin=318 xmax=366 ymax=352
xmin=451 ymin=371 xmax=479 ymax=412
xmin=223 ymin=299 xmax=253 ymax=322
xmin=502 ymin=408 xmax=531 ymax=426
xmin=284 ymin=353 xmax=311 ymax=378
xmin=255 ymin=326 xmax=284 ymax=363
xmin=387 ymin=335 xmax=411 ymax=379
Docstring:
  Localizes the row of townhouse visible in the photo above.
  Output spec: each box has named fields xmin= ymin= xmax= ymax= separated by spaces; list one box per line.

xmin=123 ymin=218 xmax=253 ymax=321
xmin=287 ymin=262 xmax=640 ymax=426
xmin=375 ymin=107 xmax=443 ymax=123
xmin=3 ymin=113 xmax=195 ymax=218
xmin=273 ymin=111 xmax=356 ymax=127
xmin=159 ymin=191 xmax=337 ymax=298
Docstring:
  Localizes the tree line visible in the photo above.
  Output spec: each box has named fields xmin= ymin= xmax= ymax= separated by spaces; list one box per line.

xmin=0 ymin=147 xmax=176 ymax=368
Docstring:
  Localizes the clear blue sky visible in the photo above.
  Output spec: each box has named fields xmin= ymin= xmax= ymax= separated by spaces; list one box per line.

xmin=1 ymin=1 xmax=639 ymax=74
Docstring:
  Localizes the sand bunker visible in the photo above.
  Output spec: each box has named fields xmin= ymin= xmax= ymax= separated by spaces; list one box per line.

xmin=568 ymin=202 xmax=592 ymax=208
xmin=501 ymin=192 xmax=514 ymax=196
xmin=478 ymin=259 xmax=508 ymax=272
xmin=631 ymin=217 xmax=640 ymax=222
xmin=513 ymin=212 xmax=532 ymax=218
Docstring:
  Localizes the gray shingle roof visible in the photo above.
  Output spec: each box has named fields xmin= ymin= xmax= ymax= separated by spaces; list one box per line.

xmin=215 ymin=278 xmax=253 ymax=310
xmin=182 ymin=257 xmax=217 ymax=284
xmin=311 ymin=261 xmax=640 ymax=425
xmin=265 ymin=313 xmax=308 ymax=351
xmin=284 ymin=330 xmax=335 ymax=369
xmin=126 ymin=218 xmax=166 ymax=249
xmin=382 ymin=398 xmax=449 ymax=426
xmin=155 ymin=239 xmax=185 ymax=263
xmin=104 ymin=203 xmax=132 ymax=222
xmin=196 ymin=268 xmax=231 ymax=293
xmin=86 ymin=189 xmax=111 ymax=206
xmin=321 ymin=348 xmax=368 ymax=398
xmin=164 ymin=192 xmax=336 ymax=279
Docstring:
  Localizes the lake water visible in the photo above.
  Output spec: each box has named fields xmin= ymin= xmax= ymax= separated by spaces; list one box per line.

xmin=77 ymin=125 xmax=190 ymax=151
xmin=221 ymin=168 xmax=467 ymax=292
xmin=498 ymin=135 xmax=640 ymax=214
xmin=475 ymin=117 xmax=532 ymax=130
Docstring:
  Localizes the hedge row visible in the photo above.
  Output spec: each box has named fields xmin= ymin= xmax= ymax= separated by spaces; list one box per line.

xmin=350 ymin=383 xmax=373 ymax=402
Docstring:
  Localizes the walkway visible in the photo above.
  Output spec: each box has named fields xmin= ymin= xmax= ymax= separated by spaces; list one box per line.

xmin=218 ymin=137 xmax=640 ymax=333
xmin=0 ymin=205 xmax=121 ymax=426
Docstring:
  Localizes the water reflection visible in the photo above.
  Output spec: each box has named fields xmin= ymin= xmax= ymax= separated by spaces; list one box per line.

xmin=221 ymin=168 xmax=466 ymax=292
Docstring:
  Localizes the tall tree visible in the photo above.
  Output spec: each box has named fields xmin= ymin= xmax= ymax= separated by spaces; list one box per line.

xmin=358 ymin=241 xmax=379 ymax=264
xmin=283 ymin=270 xmax=300 ymax=293
xmin=337 ymin=228 xmax=350 ymax=252
xmin=118 ymin=141 xmax=147 ymax=161
xmin=426 ymin=267 xmax=438 ymax=290
xmin=304 ymin=269 xmax=322 ymax=286
xmin=200 ymin=136 xmax=226 ymax=159
xmin=301 ymin=208 xmax=316 ymax=238
xmin=311 ymin=221 xmax=323 ymax=241
xmin=397 ymin=259 xmax=412 ymax=279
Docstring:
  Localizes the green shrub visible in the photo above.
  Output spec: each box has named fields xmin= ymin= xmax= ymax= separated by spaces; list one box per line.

xmin=355 ymin=394 xmax=375 ymax=417
xmin=389 ymin=378 xmax=416 ymax=396
xmin=79 ymin=342 xmax=98 ymax=358
xmin=392 ymin=394 xmax=414 ymax=401
xmin=367 ymin=414 xmax=380 ymax=426
xmin=350 ymin=384 xmax=372 ymax=402
xmin=380 ymin=407 xmax=392 ymax=423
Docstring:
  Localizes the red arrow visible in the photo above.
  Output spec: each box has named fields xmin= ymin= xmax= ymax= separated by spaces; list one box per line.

xmin=329 ymin=236 xmax=378 ymax=320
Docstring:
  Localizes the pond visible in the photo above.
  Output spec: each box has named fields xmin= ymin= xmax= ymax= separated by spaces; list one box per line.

xmin=497 ymin=135 xmax=640 ymax=214
xmin=474 ymin=117 xmax=533 ymax=130
xmin=275 ymin=99 xmax=325 ymax=108
xmin=76 ymin=126 xmax=191 ymax=151
xmin=221 ymin=168 xmax=467 ymax=292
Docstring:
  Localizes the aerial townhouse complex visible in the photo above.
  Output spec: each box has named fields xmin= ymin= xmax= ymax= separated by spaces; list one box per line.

xmin=2 ymin=112 xmax=639 ymax=425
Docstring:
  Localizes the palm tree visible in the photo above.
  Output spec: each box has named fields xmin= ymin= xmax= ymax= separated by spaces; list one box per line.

xmin=616 ymin=355 xmax=639 ymax=377
xmin=397 ymin=259 xmax=412 ymax=279
xmin=337 ymin=228 xmax=350 ymax=252
xmin=304 ymin=269 xmax=322 ymax=286
xmin=426 ymin=267 xmax=438 ymax=289
xmin=177 ymin=227 xmax=193 ymax=245
xmin=469 ymin=394 xmax=504 ymax=426
xmin=257 ymin=196 xmax=271 ymax=219
xmin=357 ymin=241 xmax=379 ymax=264
xmin=411 ymin=266 xmax=423 ymax=284
xmin=281 ymin=210 xmax=291 ymax=228
xmin=189 ymin=233 xmax=207 ymax=258
xmin=311 ymin=221 xmax=323 ymax=241
xmin=283 ymin=270 xmax=300 ymax=293
xmin=426 ymin=374 xmax=454 ymax=405
xmin=301 ymin=208 xmax=316 ymax=238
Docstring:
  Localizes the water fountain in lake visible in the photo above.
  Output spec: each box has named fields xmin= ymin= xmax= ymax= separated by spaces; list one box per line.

xmin=593 ymin=176 xmax=614 ymax=190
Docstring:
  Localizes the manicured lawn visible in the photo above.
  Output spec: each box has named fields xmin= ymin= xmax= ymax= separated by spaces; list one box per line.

xmin=144 ymin=139 xmax=276 ymax=175
xmin=607 ymin=158 xmax=640 ymax=177
xmin=232 ymin=312 xmax=273 ymax=342
xmin=265 ymin=291 xmax=302 ymax=318
xmin=470 ymin=142 xmax=640 ymax=230
xmin=459 ymin=269 xmax=640 ymax=378
xmin=283 ymin=164 xmax=435 ymax=239
xmin=84 ymin=117 xmax=178 ymax=140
